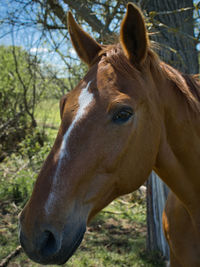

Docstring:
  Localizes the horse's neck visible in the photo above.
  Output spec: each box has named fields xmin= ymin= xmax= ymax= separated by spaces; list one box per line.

xmin=154 ymin=66 xmax=200 ymax=216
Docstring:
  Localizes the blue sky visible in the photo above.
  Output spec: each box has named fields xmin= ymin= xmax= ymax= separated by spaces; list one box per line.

xmin=0 ymin=0 xmax=199 ymax=75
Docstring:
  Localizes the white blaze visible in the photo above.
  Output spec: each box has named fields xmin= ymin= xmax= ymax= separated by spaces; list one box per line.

xmin=45 ymin=81 xmax=93 ymax=215
xmin=59 ymin=81 xmax=93 ymax=159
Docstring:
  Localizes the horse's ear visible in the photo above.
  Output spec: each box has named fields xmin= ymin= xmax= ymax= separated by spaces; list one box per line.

xmin=120 ymin=3 xmax=149 ymax=65
xmin=67 ymin=12 xmax=102 ymax=66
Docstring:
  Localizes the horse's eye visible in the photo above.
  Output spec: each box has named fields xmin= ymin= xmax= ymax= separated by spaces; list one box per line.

xmin=112 ymin=107 xmax=133 ymax=124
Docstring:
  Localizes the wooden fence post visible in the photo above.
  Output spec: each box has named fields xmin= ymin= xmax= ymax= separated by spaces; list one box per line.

xmin=146 ymin=172 xmax=169 ymax=259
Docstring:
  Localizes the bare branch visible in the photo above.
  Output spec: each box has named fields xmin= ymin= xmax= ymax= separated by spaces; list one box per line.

xmin=42 ymin=0 xmax=68 ymax=27
xmin=63 ymin=0 xmax=111 ymax=38
xmin=0 ymin=246 xmax=22 ymax=267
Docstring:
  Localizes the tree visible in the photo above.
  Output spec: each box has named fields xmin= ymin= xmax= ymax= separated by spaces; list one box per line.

xmin=146 ymin=0 xmax=199 ymax=73
xmin=1 ymin=1 xmax=199 ymax=85
xmin=0 ymin=46 xmax=39 ymax=159
xmin=0 ymin=45 xmax=62 ymax=159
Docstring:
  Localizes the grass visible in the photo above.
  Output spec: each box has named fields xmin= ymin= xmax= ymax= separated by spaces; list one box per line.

xmin=0 ymin=99 xmax=165 ymax=267
xmin=0 ymin=194 xmax=165 ymax=267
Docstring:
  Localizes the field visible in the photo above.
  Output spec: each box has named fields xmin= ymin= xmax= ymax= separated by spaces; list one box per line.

xmin=0 ymin=100 xmax=165 ymax=267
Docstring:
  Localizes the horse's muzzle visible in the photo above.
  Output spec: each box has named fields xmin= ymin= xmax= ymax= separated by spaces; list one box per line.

xmin=19 ymin=222 xmax=86 ymax=265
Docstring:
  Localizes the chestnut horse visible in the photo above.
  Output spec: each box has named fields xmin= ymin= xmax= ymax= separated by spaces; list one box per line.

xmin=19 ymin=3 xmax=200 ymax=266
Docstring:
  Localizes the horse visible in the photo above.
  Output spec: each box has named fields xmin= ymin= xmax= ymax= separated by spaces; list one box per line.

xmin=19 ymin=3 xmax=200 ymax=266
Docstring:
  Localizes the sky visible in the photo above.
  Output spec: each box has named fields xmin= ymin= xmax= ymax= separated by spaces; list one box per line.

xmin=0 ymin=0 xmax=72 ymax=77
xmin=0 ymin=0 xmax=199 ymax=75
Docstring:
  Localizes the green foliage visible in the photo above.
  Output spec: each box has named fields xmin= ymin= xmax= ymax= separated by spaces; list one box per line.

xmin=0 ymin=45 xmax=64 ymax=158
xmin=0 ymin=45 xmax=36 ymax=157
xmin=0 ymin=46 xmax=36 ymax=118
xmin=0 ymin=97 xmax=59 ymax=206
xmin=0 ymin=128 xmax=50 ymax=205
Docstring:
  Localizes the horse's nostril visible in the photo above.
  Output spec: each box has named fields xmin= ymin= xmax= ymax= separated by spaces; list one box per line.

xmin=39 ymin=230 xmax=59 ymax=257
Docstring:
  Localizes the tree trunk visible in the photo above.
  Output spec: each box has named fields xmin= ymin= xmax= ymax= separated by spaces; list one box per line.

xmin=146 ymin=0 xmax=198 ymax=74
xmin=145 ymin=0 xmax=199 ymax=260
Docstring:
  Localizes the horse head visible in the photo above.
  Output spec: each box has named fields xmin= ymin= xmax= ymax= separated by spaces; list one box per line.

xmin=19 ymin=4 xmax=162 ymax=264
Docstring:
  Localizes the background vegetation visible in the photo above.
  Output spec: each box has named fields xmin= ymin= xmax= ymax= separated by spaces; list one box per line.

xmin=0 ymin=0 xmax=199 ymax=266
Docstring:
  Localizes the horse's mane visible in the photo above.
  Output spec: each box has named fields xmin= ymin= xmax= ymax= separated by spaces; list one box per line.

xmin=161 ymin=63 xmax=200 ymax=113
xmin=182 ymin=73 xmax=200 ymax=103
xmin=95 ymin=43 xmax=200 ymax=114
